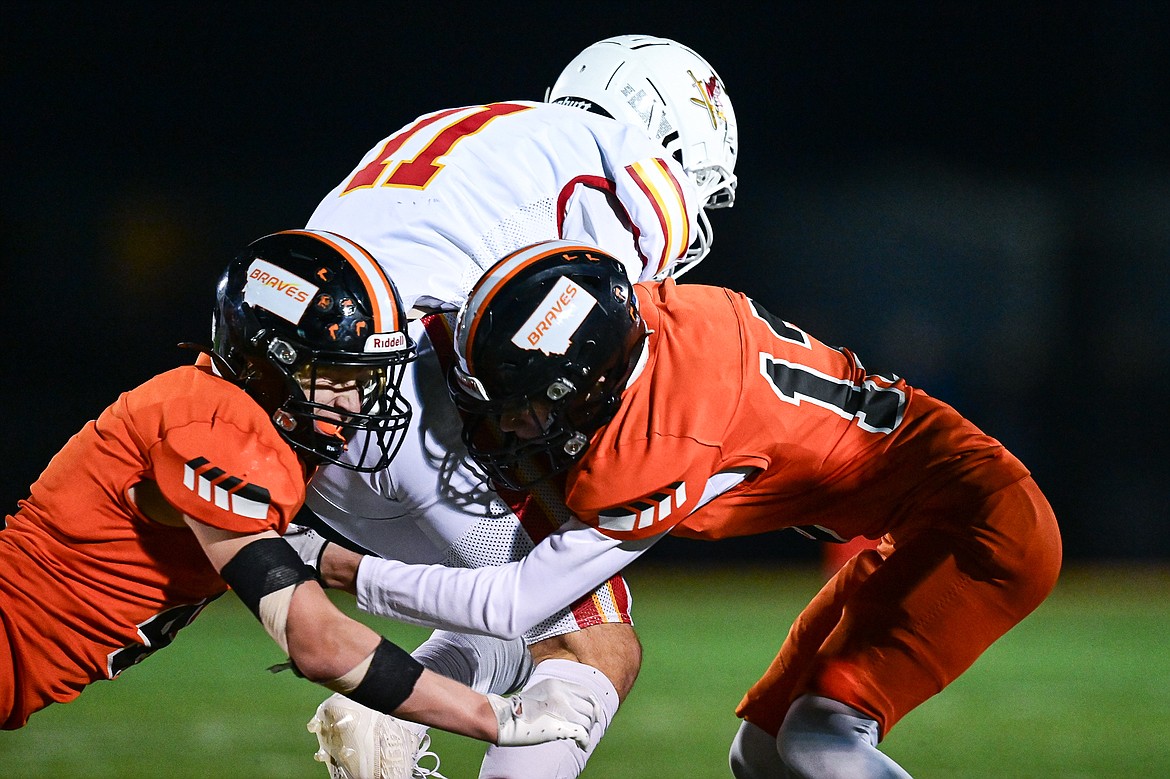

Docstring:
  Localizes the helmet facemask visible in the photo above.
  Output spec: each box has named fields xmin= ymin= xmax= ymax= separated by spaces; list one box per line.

xmin=268 ymin=337 xmax=414 ymax=472
xmin=212 ymin=230 xmax=417 ymax=473
xmin=454 ymin=368 xmax=627 ymax=491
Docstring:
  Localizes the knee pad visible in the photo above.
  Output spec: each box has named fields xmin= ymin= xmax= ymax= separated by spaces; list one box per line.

xmin=777 ymin=695 xmax=911 ymax=779
xmin=729 ymin=720 xmax=787 ymax=779
xmin=411 ymin=630 xmax=532 ymax=695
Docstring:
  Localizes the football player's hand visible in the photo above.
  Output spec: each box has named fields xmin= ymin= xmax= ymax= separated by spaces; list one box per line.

xmin=488 ymin=678 xmax=601 ymax=749
xmin=282 ymin=523 xmax=330 ymax=584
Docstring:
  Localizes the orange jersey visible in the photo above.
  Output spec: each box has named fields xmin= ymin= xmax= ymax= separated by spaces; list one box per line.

xmin=0 ymin=365 xmax=305 ymax=729
xmin=562 ymin=280 xmax=1058 ymax=736
xmin=566 ymin=280 xmax=1030 ymax=544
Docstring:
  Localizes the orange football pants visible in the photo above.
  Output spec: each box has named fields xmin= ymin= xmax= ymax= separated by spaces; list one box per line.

xmin=737 ymin=475 xmax=1061 ymax=738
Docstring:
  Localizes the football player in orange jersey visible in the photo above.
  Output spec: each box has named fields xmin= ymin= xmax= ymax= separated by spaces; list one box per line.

xmin=0 ymin=231 xmax=602 ymax=758
xmin=426 ymin=240 xmax=1061 ymax=778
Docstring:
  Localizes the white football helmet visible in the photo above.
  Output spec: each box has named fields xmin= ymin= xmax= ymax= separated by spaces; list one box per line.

xmin=547 ymin=34 xmax=738 ymax=277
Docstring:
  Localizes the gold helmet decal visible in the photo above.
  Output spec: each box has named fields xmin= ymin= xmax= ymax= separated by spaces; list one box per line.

xmin=688 ymin=70 xmax=727 ymax=130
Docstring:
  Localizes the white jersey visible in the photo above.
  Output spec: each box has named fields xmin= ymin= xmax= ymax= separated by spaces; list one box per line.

xmin=306 ymin=101 xmax=699 ymax=312
xmin=309 ymin=317 xmax=635 ymax=642
xmin=305 ymin=101 xmax=702 ymax=644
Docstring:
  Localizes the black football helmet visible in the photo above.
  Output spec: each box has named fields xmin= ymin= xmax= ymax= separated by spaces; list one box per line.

xmin=210 ymin=229 xmax=416 ymax=471
xmin=450 ymin=240 xmax=646 ymax=489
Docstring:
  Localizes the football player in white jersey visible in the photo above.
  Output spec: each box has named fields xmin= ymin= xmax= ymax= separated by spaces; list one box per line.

xmin=295 ymin=34 xmax=738 ymax=779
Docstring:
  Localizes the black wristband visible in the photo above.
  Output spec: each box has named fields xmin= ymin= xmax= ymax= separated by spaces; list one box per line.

xmin=346 ymin=638 xmax=426 ymax=714
xmin=220 ymin=537 xmax=315 ymax=618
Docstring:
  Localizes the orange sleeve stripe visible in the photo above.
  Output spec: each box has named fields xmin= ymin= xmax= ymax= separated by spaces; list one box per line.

xmin=283 ymin=229 xmax=401 ymax=332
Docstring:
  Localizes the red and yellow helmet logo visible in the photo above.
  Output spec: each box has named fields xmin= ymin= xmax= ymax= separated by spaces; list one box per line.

xmin=688 ymin=70 xmax=728 ymax=130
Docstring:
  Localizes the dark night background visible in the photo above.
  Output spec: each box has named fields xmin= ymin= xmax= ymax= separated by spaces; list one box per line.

xmin=2 ymin=2 xmax=1167 ymax=562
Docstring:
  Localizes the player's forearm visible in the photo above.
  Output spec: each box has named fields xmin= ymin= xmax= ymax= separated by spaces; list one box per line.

xmin=284 ymin=582 xmax=382 ymax=680
xmin=348 ymin=521 xmax=659 ymax=637
xmin=393 ymin=668 xmax=499 ymax=741
xmin=318 ymin=542 xmax=362 ymax=592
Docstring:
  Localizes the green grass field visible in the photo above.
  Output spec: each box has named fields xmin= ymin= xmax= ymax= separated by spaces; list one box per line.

xmin=2 ymin=563 xmax=1167 ymax=778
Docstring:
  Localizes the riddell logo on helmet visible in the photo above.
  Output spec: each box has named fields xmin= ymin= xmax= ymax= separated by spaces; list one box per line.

xmin=365 ymin=331 xmax=408 ymax=352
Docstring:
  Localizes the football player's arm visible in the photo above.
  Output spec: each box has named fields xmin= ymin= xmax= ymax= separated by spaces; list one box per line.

xmin=558 ymin=159 xmax=697 ymax=283
xmin=560 ymin=185 xmax=646 ymax=280
xmin=310 ymin=463 xmax=753 ymax=636
xmin=611 ymin=151 xmax=700 ymax=280
xmin=315 ymin=518 xmax=663 ymax=638
xmin=588 ymin=121 xmax=701 ymax=280
xmin=185 ymin=518 xmax=597 ymax=747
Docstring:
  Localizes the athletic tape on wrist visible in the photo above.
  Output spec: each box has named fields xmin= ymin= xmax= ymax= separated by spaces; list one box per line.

xmin=331 ymin=637 xmax=425 ymax=715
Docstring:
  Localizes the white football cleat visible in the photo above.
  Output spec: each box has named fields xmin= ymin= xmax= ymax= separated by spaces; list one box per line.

xmin=307 ymin=693 xmax=447 ymax=779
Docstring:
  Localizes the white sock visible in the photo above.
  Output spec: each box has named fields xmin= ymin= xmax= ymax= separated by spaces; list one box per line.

xmin=478 ymin=658 xmax=621 ymax=779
